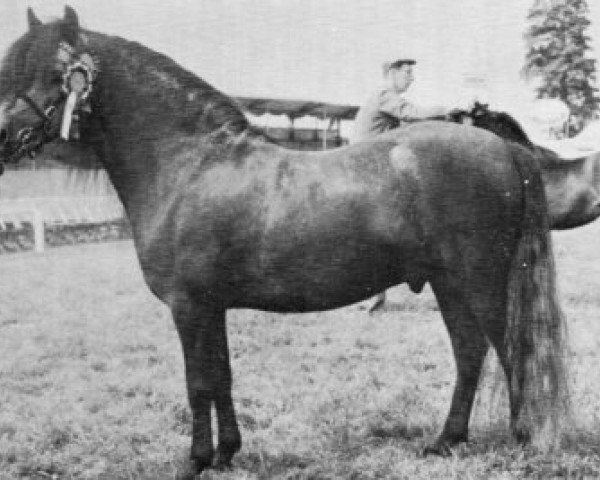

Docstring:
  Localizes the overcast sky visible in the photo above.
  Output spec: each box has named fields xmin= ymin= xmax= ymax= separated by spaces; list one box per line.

xmin=1 ymin=1 xmax=599 ymax=113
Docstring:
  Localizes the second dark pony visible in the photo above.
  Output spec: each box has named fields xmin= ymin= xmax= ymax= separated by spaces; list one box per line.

xmin=452 ymin=102 xmax=600 ymax=230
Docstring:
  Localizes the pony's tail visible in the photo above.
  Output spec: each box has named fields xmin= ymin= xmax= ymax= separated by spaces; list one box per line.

xmin=505 ymin=144 xmax=569 ymax=450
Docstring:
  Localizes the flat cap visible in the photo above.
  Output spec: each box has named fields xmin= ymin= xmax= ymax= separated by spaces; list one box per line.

xmin=388 ymin=59 xmax=416 ymax=69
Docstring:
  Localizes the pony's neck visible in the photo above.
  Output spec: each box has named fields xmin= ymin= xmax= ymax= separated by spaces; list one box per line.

xmin=88 ymin=32 xmax=248 ymax=138
xmin=80 ymin=32 xmax=251 ymax=216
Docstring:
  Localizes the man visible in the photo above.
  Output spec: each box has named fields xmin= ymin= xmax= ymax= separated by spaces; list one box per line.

xmin=353 ymin=58 xmax=452 ymax=313
xmin=353 ymin=58 xmax=449 ymax=141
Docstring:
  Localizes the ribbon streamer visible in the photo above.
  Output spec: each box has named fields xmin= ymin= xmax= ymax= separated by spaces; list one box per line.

xmin=60 ymin=91 xmax=78 ymax=140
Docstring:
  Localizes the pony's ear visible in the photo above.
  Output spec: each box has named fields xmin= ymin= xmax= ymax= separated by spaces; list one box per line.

xmin=61 ymin=5 xmax=80 ymax=47
xmin=471 ymin=101 xmax=489 ymax=116
xmin=27 ymin=7 xmax=42 ymax=29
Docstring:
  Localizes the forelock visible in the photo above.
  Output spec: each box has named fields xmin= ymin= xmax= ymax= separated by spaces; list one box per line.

xmin=0 ymin=20 xmax=63 ymax=95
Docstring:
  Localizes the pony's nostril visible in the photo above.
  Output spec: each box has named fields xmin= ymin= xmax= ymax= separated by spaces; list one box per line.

xmin=0 ymin=128 xmax=7 ymax=145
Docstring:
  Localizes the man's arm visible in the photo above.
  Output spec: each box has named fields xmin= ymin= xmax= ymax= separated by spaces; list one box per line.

xmin=379 ymin=93 xmax=447 ymax=121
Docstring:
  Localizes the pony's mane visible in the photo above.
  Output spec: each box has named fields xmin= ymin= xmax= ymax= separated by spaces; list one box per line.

xmin=0 ymin=19 xmax=67 ymax=95
xmin=470 ymin=106 xmax=534 ymax=150
xmin=0 ymin=17 xmax=283 ymax=178
xmin=493 ymin=112 xmax=533 ymax=147
xmin=89 ymin=33 xmax=252 ymax=136
xmin=1 ymin=18 xmax=253 ymax=138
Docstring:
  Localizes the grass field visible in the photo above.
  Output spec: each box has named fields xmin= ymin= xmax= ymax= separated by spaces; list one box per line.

xmin=1 ymin=222 xmax=600 ymax=479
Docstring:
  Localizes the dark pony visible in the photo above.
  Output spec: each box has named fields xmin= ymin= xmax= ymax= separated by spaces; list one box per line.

xmin=0 ymin=8 xmax=568 ymax=477
xmin=454 ymin=102 xmax=600 ymax=229
xmin=458 ymin=102 xmax=534 ymax=149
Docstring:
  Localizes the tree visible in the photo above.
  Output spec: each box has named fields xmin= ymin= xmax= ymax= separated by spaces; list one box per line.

xmin=523 ymin=0 xmax=600 ymax=135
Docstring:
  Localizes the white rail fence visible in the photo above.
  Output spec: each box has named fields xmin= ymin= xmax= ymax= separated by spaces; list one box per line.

xmin=0 ymin=195 xmax=125 ymax=252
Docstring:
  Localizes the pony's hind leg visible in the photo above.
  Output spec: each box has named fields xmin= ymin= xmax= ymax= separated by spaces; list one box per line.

xmin=172 ymin=294 xmax=241 ymax=477
xmin=423 ymin=277 xmax=488 ymax=456
xmin=484 ymin=331 xmax=527 ymax=443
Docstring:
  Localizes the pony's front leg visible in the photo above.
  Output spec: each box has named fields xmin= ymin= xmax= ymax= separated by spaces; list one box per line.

xmin=212 ymin=312 xmax=242 ymax=467
xmin=172 ymin=295 xmax=240 ymax=477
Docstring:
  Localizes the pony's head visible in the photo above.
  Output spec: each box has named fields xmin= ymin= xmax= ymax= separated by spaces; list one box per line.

xmin=0 ymin=6 xmax=97 ymax=168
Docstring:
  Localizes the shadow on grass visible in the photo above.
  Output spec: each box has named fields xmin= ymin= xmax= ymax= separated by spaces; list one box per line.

xmin=200 ymin=424 xmax=600 ymax=479
xmin=562 ymin=428 xmax=600 ymax=457
xmin=234 ymin=450 xmax=318 ymax=480
xmin=366 ymin=422 xmax=425 ymax=442
xmin=436 ymin=425 xmax=600 ymax=478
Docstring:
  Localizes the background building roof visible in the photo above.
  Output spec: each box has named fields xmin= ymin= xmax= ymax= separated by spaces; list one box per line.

xmin=235 ymin=96 xmax=359 ymax=121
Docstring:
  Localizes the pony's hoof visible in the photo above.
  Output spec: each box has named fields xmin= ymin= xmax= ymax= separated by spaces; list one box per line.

xmin=175 ymin=457 xmax=212 ymax=480
xmin=213 ymin=461 xmax=233 ymax=472
xmin=513 ymin=426 xmax=531 ymax=445
xmin=419 ymin=442 xmax=453 ymax=457
xmin=175 ymin=458 xmax=198 ymax=480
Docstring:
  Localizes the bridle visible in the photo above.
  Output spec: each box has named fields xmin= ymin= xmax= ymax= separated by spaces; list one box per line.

xmin=2 ymin=39 xmax=98 ymax=166
xmin=7 ymin=93 xmax=62 ymax=163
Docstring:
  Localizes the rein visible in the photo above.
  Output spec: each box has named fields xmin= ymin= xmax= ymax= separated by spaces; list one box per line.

xmin=2 ymin=39 xmax=98 ymax=168
xmin=18 ymin=93 xmax=54 ymax=123
xmin=4 ymin=93 xmax=62 ymax=163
